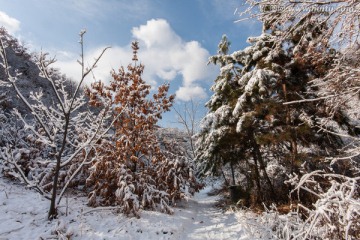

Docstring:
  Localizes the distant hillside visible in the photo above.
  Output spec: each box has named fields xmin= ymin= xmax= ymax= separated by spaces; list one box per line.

xmin=157 ymin=127 xmax=195 ymax=160
xmin=0 ymin=29 xmax=75 ymax=116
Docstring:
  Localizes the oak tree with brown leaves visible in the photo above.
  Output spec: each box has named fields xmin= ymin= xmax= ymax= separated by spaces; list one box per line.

xmin=86 ymin=42 xmax=200 ymax=217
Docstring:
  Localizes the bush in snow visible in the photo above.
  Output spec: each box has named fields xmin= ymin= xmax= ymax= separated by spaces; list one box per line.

xmin=86 ymin=42 xmax=200 ymax=217
xmin=287 ymin=170 xmax=359 ymax=239
xmin=237 ymin=169 xmax=359 ymax=240
xmin=0 ymin=112 xmax=47 ymax=183
xmin=0 ymin=96 xmax=55 ymax=195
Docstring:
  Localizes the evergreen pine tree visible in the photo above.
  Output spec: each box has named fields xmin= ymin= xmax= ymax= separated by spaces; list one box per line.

xmin=196 ymin=21 xmax=349 ymax=205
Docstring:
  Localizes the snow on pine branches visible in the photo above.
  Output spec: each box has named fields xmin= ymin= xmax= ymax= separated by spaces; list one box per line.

xmin=230 ymin=2 xmax=360 ymax=238
xmin=85 ymin=42 xmax=200 ymax=217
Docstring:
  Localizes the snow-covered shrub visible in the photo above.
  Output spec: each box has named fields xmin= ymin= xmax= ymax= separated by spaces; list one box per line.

xmin=238 ymin=169 xmax=359 ymax=240
xmin=87 ymin=138 xmax=200 ymax=217
xmin=288 ymin=171 xmax=360 ymax=239
xmin=236 ymin=206 xmax=304 ymax=239
xmin=0 ymin=109 xmax=94 ymax=193
xmin=236 ymin=171 xmax=360 ymax=240
xmin=158 ymin=138 xmax=200 ymax=200
xmin=0 ymin=111 xmax=47 ymax=182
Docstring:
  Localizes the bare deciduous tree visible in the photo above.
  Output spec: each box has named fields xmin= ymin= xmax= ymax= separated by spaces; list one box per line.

xmin=173 ymin=99 xmax=201 ymax=160
xmin=0 ymin=29 xmax=119 ymax=220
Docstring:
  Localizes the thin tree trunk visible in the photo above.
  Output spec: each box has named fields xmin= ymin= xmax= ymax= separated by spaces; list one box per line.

xmin=290 ymin=134 xmax=298 ymax=172
xmin=244 ymin=158 xmax=254 ymax=191
xmin=230 ymin=161 xmax=236 ymax=185
xmin=221 ymin=168 xmax=229 ymax=186
xmin=253 ymin=141 xmax=276 ymax=199
xmin=48 ymin=115 xmax=70 ymax=220
xmin=251 ymin=148 xmax=262 ymax=203
xmin=283 ymin=82 xmax=298 ymax=172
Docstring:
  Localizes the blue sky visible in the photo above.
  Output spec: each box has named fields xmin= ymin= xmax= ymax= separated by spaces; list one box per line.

xmin=0 ymin=0 xmax=262 ymax=127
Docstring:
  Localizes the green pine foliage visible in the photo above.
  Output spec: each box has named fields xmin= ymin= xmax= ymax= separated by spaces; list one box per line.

xmin=196 ymin=21 xmax=353 ymax=206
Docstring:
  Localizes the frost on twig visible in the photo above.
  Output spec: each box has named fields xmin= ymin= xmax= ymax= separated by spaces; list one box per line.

xmin=286 ymin=171 xmax=360 ymax=239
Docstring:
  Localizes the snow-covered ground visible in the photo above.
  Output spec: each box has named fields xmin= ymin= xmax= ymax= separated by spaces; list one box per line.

xmin=0 ymin=178 xmax=252 ymax=240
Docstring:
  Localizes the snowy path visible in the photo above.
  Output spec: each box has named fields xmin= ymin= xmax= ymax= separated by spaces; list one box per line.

xmin=182 ymin=187 xmax=242 ymax=239
xmin=177 ymin=185 xmax=244 ymax=239
xmin=0 ymin=178 xmax=245 ymax=239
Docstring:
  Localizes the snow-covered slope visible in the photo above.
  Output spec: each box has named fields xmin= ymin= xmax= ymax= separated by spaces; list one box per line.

xmin=0 ymin=177 xmax=249 ymax=240
xmin=0 ymin=36 xmax=51 ymax=115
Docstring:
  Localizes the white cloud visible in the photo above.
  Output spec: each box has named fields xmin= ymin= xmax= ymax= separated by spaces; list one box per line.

xmin=132 ymin=19 xmax=214 ymax=100
xmin=176 ymin=85 xmax=207 ymax=101
xmin=55 ymin=46 xmax=132 ymax=85
xmin=132 ymin=19 xmax=181 ymax=48
xmin=54 ymin=19 xmax=214 ymax=101
xmin=0 ymin=11 xmax=20 ymax=34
